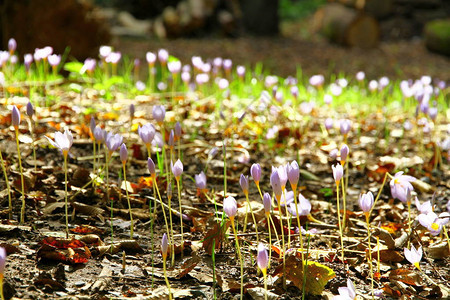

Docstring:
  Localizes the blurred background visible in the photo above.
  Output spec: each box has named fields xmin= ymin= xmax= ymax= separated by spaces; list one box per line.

xmin=1 ymin=0 xmax=449 ymax=80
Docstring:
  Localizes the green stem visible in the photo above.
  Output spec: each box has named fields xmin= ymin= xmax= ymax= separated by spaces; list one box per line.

xmin=0 ymin=275 xmax=4 ymax=300
xmin=15 ymin=129 xmax=25 ymax=224
xmin=275 ymin=195 xmax=286 ymax=289
xmin=123 ymin=163 xmax=133 ymax=239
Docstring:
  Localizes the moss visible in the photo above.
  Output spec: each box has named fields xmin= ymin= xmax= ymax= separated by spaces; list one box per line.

xmin=425 ymin=19 xmax=450 ymax=38
xmin=424 ymin=19 xmax=450 ymax=56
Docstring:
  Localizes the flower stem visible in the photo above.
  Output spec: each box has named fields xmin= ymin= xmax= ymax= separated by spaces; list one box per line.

xmin=231 ymin=218 xmax=244 ymax=300
xmin=366 ymin=214 xmax=374 ymax=300
xmin=262 ymin=270 xmax=268 ymax=300
xmin=336 ymin=182 xmax=345 ymax=264
xmin=123 ymin=163 xmax=133 ymax=239
xmin=64 ymin=153 xmax=69 ymax=238
xmin=0 ymin=274 xmax=4 ymax=300
xmin=15 ymin=129 xmax=25 ymax=224
xmin=275 ymin=195 xmax=286 ymax=289
xmin=163 ymin=256 xmax=172 ymax=300
xmin=0 ymin=151 xmax=12 ymax=220
xmin=176 ymin=179 xmax=184 ymax=257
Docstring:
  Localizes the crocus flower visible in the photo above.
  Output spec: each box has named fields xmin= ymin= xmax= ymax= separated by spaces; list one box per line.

xmin=175 ymin=122 xmax=181 ymax=139
xmin=106 ymin=52 xmax=121 ymax=64
xmin=48 ymin=54 xmax=61 ymax=67
xmin=161 ymin=233 xmax=169 ymax=260
xmin=287 ymin=160 xmax=300 ymax=190
xmin=94 ymin=127 xmax=105 ymax=143
xmin=223 ymin=59 xmax=232 ymax=71
xmin=332 ymin=279 xmax=356 ymax=300
xmin=12 ymin=105 xmax=20 ymax=129
xmin=309 ymin=74 xmax=324 ymax=87
xmin=359 ymin=191 xmax=374 ymax=216
xmin=390 ymin=172 xmax=416 ymax=203
xmin=153 ymin=105 xmax=165 ymax=124
xmin=218 ymin=78 xmax=229 ymax=89
xmin=404 ymin=245 xmax=422 ymax=270
xmin=146 ymin=52 xmax=156 ymax=65
xmin=46 ymin=128 xmax=74 ymax=157
xmin=332 ymin=164 xmax=343 ymax=184
xmin=418 ymin=211 xmax=447 ymax=236
xmin=99 ymin=45 xmax=112 ymax=58
xmin=8 ymin=38 xmax=16 ymax=54
xmin=223 ymin=196 xmax=237 ymax=220
xmin=239 ymin=174 xmax=249 ymax=195
xmin=263 ymin=192 xmax=271 ymax=215
xmin=340 ymin=144 xmax=349 ymax=164
xmin=356 ymin=71 xmax=365 ymax=82
xmin=168 ymin=60 xmax=181 ymax=74
xmin=26 ymin=102 xmax=34 ymax=118
xmin=289 ymin=193 xmax=311 ymax=216
xmin=325 ymin=118 xmax=334 ymax=131
xmin=415 ymin=197 xmax=432 ymax=215
xmin=136 ymin=81 xmax=145 ymax=91
xmin=195 ymin=171 xmax=207 ymax=191
xmin=324 ymin=94 xmax=333 ymax=105
xmin=257 ymin=243 xmax=269 ymax=273
xmin=105 ymin=133 xmax=123 ymax=154
xmin=237 ymin=65 xmax=245 ymax=78
xmin=120 ymin=143 xmax=128 ymax=163
xmin=171 ymin=159 xmax=183 ymax=180
xmin=270 ymin=170 xmax=282 ymax=200
xmin=250 ymin=163 xmax=261 ymax=185
xmin=138 ymin=123 xmax=156 ymax=147
xmin=0 ymin=247 xmax=6 ymax=274
xmin=168 ymin=130 xmax=174 ymax=149
xmin=24 ymin=54 xmax=33 ymax=71
xmin=147 ymin=158 xmax=156 ymax=179
xmin=339 ymin=119 xmax=351 ymax=135
xmin=277 ymin=190 xmax=294 ymax=207
xmin=130 ymin=104 xmax=135 ymax=119
xmin=275 ymin=165 xmax=288 ymax=191
xmin=158 ymin=49 xmax=168 ymax=64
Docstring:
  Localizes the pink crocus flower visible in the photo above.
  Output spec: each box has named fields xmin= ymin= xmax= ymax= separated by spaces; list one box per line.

xmin=390 ymin=172 xmax=416 ymax=203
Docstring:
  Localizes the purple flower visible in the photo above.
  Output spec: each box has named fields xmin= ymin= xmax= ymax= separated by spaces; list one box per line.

xmin=195 ymin=171 xmax=207 ymax=190
xmin=158 ymin=49 xmax=168 ymax=64
xmin=161 ymin=233 xmax=169 ymax=259
xmin=309 ymin=74 xmax=324 ymax=87
xmin=147 ymin=158 xmax=156 ymax=178
xmin=48 ymin=54 xmax=61 ymax=67
xmin=332 ymin=279 xmax=356 ymax=300
xmin=237 ymin=65 xmax=245 ymax=78
xmin=130 ymin=104 xmax=135 ymax=119
xmin=99 ymin=46 xmax=112 ymax=58
xmin=239 ymin=174 xmax=249 ymax=194
xmin=275 ymin=165 xmax=288 ymax=190
xmin=81 ymin=58 xmax=96 ymax=74
xmin=153 ymin=105 xmax=166 ymax=124
xmin=340 ymin=144 xmax=349 ymax=163
xmin=223 ymin=196 xmax=237 ymax=220
xmin=175 ymin=121 xmax=182 ymax=138
xmin=325 ymin=118 xmax=334 ymax=131
xmin=12 ymin=105 xmax=20 ymax=128
xmin=356 ymin=71 xmax=365 ymax=82
xmin=120 ymin=143 xmax=128 ymax=163
xmin=0 ymin=247 xmax=6 ymax=274
xmin=332 ymin=164 xmax=343 ymax=183
xmin=24 ymin=54 xmax=33 ymax=71
xmin=339 ymin=119 xmax=351 ymax=135
xmin=287 ymin=161 xmax=300 ymax=190
xmin=415 ymin=197 xmax=432 ymax=215
xmin=289 ymin=193 xmax=311 ymax=216
xmin=390 ymin=172 xmax=416 ymax=203
xmin=418 ymin=212 xmax=447 ymax=236
xmin=146 ymin=52 xmax=156 ymax=65
xmin=257 ymin=243 xmax=269 ymax=273
xmin=138 ymin=123 xmax=156 ymax=147
xmin=404 ymin=245 xmax=422 ymax=270
xmin=223 ymin=59 xmax=232 ymax=71
xmin=105 ymin=132 xmax=123 ymax=153
xmin=168 ymin=130 xmax=174 ymax=148
xmin=46 ymin=128 xmax=74 ymax=157
xmin=358 ymin=191 xmax=374 ymax=215
xmin=168 ymin=60 xmax=181 ymax=74
xmin=26 ymin=102 xmax=34 ymax=118
xmin=277 ymin=190 xmax=294 ymax=207
xmin=8 ymin=38 xmax=16 ymax=53
xmin=263 ymin=192 xmax=271 ymax=215
xmin=105 ymin=52 xmax=121 ymax=64
xmin=251 ymin=163 xmax=262 ymax=185
xmin=270 ymin=170 xmax=282 ymax=199
xmin=94 ymin=127 xmax=105 ymax=143
xmin=171 ymin=159 xmax=183 ymax=180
